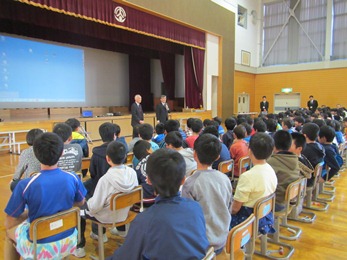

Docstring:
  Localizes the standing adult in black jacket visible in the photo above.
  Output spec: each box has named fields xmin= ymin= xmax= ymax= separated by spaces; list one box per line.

xmin=260 ymin=96 xmax=269 ymax=114
xmin=307 ymin=95 xmax=318 ymax=112
xmin=156 ymin=95 xmax=170 ymax=124
xmin=131 ymin=94 xmax=144 ymax=131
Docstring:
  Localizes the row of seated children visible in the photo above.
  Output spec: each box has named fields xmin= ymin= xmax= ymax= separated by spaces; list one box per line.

xmin=10 ymin=121 xmax=85 ymax=191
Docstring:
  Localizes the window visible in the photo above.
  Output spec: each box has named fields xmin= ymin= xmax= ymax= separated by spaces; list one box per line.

xmin=332 ymin=0 xmax=347 ymax=60
xmin=262 ymin=0 xmax=327 ymax=66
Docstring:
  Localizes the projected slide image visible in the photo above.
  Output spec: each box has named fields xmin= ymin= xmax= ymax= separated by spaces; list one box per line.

xmin=0 ymin=34 xmax=85 ymax=103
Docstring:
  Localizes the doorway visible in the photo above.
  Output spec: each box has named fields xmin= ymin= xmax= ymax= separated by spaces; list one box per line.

xmin=237 ymin=93 xmax=250 ymax=113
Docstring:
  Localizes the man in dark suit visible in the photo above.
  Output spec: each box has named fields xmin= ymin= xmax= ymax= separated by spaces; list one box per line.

xmin=156 ymin=95 xmax=170 ymax=124
xmin=260 ymin=96 xmax=269 ymax=114
xmin=307 ymin=95 xmax=318 ymax=112
xmin=131 ymin=94 xmax=144 ymax=130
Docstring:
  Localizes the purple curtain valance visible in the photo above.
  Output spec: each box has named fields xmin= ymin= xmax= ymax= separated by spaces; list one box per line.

xmin=17 ymin=0 xmax=205 ymax=50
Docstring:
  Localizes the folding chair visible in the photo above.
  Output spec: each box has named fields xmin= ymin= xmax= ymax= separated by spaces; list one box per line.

xmin=288 ymin=178 xmax=316 ymax=223
xmin=126 ymin=152 xmax=134 ymax=167
xmin=29 ymin=207 xmax=80 ymax=260
xmin=231 ymin=156 xmax=251 ymax=189
xmin=226 ymin=214 xmax=256 ymax=260
xmin=272 ymin=178 xmax=303 ymax=241
xmin=303 ymin=162 xmax=329 ymax=211
xmin=218 ymin=159 xmax=234 ymax=177
xmin=90 ymin=186 xmax=143 ymax=260
xmin=202 ymin=246 xmax=216 ymax=260
xmin=254 ymin=192 xmax=294 ymax=259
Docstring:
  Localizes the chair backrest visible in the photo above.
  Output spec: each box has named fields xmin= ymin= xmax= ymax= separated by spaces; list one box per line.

xmin=239 ymin=156 xmax=251 ymax=176
xmin=226 ymin=214 xmax=256 ymax=258
xmin=253 ymin=193 xmax=275 ymax=234
xmin=126 ymin=152 xmax=134 ymax=167
xmin=312 ymin=162 xmax=324 ymax=189
xmin=218 ymin=159 xmax=234 ymax=175
xmin=282 ymin=178 xmax=302 ymax=215
xmin=29 ymin=207 xmax=80 ymax=259
xmin=81 ymin=157 xmax=91 ymax=172
xmin=110 ymin=185 xmax=143 ymax=211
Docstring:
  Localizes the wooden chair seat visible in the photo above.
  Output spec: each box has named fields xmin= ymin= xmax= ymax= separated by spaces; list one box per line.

xmin=89 ymin=186 xmax=143 ymax=260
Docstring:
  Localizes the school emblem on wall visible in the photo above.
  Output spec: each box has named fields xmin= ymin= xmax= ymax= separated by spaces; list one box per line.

xmin=114 ymin=6 xmax=126 ymax=23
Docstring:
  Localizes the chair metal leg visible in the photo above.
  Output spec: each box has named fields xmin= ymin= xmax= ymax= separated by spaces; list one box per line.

xmin=304 ymin=189 xmax=329 ymax=211
xmin=315 ymin=183 xmax=335 ymax=202
xmin=255 ymin=217 xmax=295 ymax=260
xmin=90 ymin=224 xmax=105 ymax=260
xmin=279 ymin=216 xmax=302 ymax=241
xmin=288 ymin=209 xmax=316 ymax=223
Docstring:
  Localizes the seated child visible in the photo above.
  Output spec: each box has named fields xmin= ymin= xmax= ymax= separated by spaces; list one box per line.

xmin=290 ymin=132 xmax=314 ymax=180
xmin=133 ymin=140 xmax=155 ymax=200
xmin=185 ymin=118 xmax=203 ymax=148
xmin=229 ymin=125 xmax=248 ymax=176
xmin=152 ymin=123 xmax=165 ymax=145
xmin=75 ymin=141 xmax=138 ymax=258
xmin=11 ymin=128 xmax=43 ymax=191
xmin=267 ymin=130 xmax=300 ymax=211
xmin=213 ymin=116 xmax=225 ymax=136
xmin=132 ymin=123 xmax=159 ymax=168
xmin=282 ymin=118 xmax=295 ymax=134
xmin=201 ymin=125 xmax=231 ymax=170
xmin=65 ymin=118 xmax=89 ymax=158
xmin=107 ymin=149 xmax=209 ymax=259
xmin=165 ymin=131 xmax=197 ymax=177
xmin=182 ymin=134 xmax=232 ymax=254
xmin=53 ymin=123 xmax=83 ymax=173
xmin=318 ymin=125 xmax=342 ymax=180
xmin=301 ymin=123 xmax=326 ymax=186
xmin=222 ymin=117 xmax=236 ymax=149
xmin=230 ymin=133 xmax=277 ymax=233
xmin=4 ymin=132 xmax=86 ymax=260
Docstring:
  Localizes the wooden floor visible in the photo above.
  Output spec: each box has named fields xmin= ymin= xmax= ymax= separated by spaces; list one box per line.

xmin=1 ymin=151 xmax=347 ymax=259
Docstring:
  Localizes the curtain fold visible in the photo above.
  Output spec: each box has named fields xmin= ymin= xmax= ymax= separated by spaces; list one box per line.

xmin=184 ymin=47 xmax=204 ymax=108
xmin=159 ymin=52 xmax=175 ymax=100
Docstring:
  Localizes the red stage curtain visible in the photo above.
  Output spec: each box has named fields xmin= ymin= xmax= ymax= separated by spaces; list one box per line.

xmin=16 ymin=0 xmax=205 ymax=49
xmin=159 ymin=52 xmax=175 ymax=100
xmin=184 ymin=47 xmax=205 ymax=108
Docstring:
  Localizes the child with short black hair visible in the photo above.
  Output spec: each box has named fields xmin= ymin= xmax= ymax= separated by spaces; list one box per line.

xmin=133 ymin=123 xmax=159 ymax=167
xmin=65 ymin=118 xmax=89 ymax=158
xmin=165 ymin=131 xmax=197 ymax=176
xmin=318 ymin=125 xmax=341 ymax=180
xmin=11 ymin=128 xmax=43 ymax=191
xmin=201 ymin=125 xmax=231 ymax=170
xmin=213 ymin=116 xmax=225 ymax=136
xmin=182 ymin=134 xmax=232 ymax=254
xmin=230 ymin=133 xmax=277 ymax=233
xmin=267 ymin=130 xmax=300 ymax=211
xmin=294 ymin=116 xmax=305 ymax=132
xmin=108 ymin=149 xmax=209 ymax=259
xmin=133 ymin=140 xmax=155 ymax=200
xmin=185 ymin=118 xmax=203 ymax=148
xmin=5 ymin=133 xmax=86 ymax=259
xmin=301 ymin=122 xmax=326 ymax=186
xmin=229 ymin=125 xmax=248 ymax=176
xmin=152 ymin=123 xmax=165 ymax=145
xmin=290 ymin=132 xmax=314 ymax=181
xmin=53 ymin=123 xmax=83 ymax=173
xmin=282 ymin=118 xmax=295 ymax=133
xmin=75 ymin=141 xmax=138 ymax=257
xmin=222 ymin=117 xmax=237 ymax=149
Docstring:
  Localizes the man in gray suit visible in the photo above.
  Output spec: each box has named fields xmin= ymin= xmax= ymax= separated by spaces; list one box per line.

xmin=156 ymin=95 xmax=170 ymax=124
xmin=131 ymin=94 xmax=144 ymax=131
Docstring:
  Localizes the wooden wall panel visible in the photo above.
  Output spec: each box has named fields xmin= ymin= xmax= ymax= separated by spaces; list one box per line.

xmin=234 ymin=71 xmax=256 ymax=114
xmin=254 ymin=68 xmax=347 ymax=112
